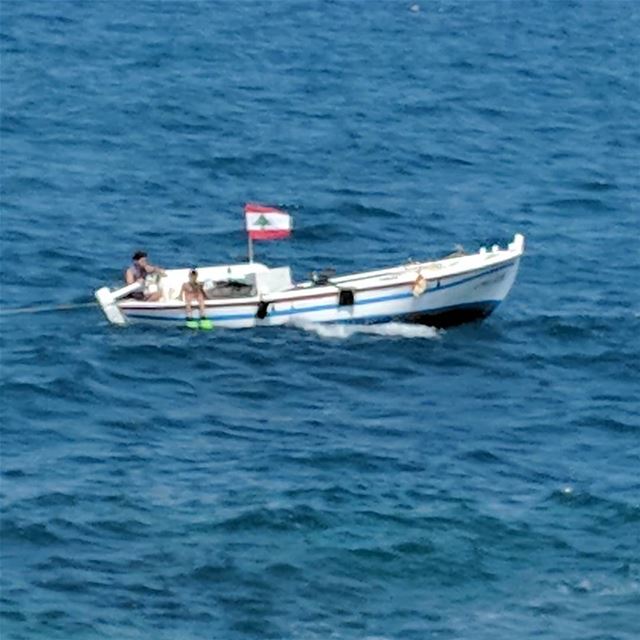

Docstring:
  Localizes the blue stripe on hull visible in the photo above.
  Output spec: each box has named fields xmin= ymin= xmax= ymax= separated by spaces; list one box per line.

xmin=125 ymin=299 xmax=501 ymax=328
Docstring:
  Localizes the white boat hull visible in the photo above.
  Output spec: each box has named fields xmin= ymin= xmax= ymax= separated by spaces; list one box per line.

xmin=97 ymin=234 xmax=524 ymax=330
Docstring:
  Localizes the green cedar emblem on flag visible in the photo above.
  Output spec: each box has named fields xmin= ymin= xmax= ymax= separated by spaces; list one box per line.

xmin=255 ymin=214 xmax=271 ymax=229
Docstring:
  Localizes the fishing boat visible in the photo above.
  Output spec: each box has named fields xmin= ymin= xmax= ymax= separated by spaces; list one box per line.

xmin=95 ymin=205 xmax=525 ymax=329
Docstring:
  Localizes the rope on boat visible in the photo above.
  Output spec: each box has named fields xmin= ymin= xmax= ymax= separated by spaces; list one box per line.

xmin=0 ymin=301 xmax=97 ymax=316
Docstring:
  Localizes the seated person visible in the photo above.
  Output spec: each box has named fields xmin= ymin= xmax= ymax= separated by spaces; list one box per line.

xmin=181 ymin=268 xmax=207 ymax=320
xmin=125 ymin=251 xmax=165 ymax=301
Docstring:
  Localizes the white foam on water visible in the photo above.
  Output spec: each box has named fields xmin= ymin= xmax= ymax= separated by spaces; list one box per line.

xmin=293 ymin=321 xmax=440 ymax=340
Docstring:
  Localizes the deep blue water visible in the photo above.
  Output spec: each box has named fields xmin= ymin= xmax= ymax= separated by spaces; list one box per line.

xmin=1 ymin=1 xmax=639 ymax=638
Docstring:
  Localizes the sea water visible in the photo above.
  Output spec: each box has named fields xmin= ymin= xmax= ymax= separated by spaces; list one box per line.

xmin=1 ymin=1 xmax=639 ymax=638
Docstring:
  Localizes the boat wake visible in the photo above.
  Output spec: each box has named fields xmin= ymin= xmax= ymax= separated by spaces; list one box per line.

xmin=293 ymin=321 xmax=440 ymax=340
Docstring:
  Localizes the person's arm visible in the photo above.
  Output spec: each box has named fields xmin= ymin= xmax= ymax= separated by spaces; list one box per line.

xmin=125 ymin=267 xmax=137 ymax=285
xmin=148 ymin=264 xmax=166 ymax=276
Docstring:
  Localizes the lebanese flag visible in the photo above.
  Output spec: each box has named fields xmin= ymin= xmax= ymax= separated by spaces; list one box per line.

xmin=245 ymin=203 xmax=292 ymax=240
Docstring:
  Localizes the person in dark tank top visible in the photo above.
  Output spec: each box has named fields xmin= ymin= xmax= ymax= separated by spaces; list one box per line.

xmin=125 ymin=250 xmax=165 ymax=301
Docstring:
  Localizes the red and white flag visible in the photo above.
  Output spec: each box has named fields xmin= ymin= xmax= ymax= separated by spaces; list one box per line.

xmin=245 ymin=203 xmax=292 ymax=240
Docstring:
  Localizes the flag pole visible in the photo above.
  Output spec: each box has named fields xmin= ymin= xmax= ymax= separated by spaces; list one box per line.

xmin=248 ymin=235 xmax=254 ymax=263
